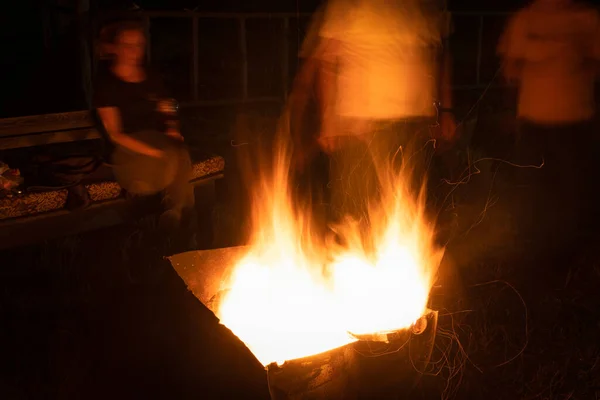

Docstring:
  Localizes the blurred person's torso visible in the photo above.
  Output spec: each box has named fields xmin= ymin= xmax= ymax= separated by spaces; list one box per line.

xmin=317 ymin=0 xmax=448 ymax=122
xmin=94 ymin=67 xmax=168 ymax=134
xmin=513 ymin=1 xmax=600 ymax=124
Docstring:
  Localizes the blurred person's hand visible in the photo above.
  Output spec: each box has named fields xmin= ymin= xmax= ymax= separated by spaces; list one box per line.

xmin=166 ymin=129 xmax=184 ymax=142
xmin=292 ymin=141 xmax=321 ymax=172
xmin=157 ymin=99 xmax=178 ymax=116
xmin=317 ymin=114 xmax=341 ymax=154
xmin=502 ymin=60 xmax=523 ymax=84
xmin=293 ymin=149 xmax=311 ymax=172
xmin=435 ymin=112 xmax=459 ymax=153
xmin=440 ymin=112 xmax=458 ymax=142
xmin=317 ymin=135 xmax=342 ymax=154
xmin=147 ymin=147 xmax=166 ymax=159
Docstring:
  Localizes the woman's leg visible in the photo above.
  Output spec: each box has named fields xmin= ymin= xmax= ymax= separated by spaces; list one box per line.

xmin=159 ymin=145 xmax=197 ymax=247
xmin=111 ymin=131 xmax=178 ymax=196
xmin=111 ymin=131 xmax=195 ymax=234
xmin=163 ymin=145 xmax=195 ymax=213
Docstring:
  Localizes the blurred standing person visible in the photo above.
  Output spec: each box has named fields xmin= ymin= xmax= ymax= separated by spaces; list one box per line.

xmin=497 ymin=0 xmax=600 ymax=256
xmin=290 ymin=0 xmax=456 ymax=226
xmin=94 ymin=21 xmax=196 ymax=248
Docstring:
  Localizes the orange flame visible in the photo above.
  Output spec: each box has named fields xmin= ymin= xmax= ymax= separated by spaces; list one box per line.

xmin=217 ymin=113 xmax=443 ymax=367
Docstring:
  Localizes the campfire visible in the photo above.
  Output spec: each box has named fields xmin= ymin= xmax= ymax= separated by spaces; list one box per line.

xmin=170 ymin=112 xmax=443 ymax=398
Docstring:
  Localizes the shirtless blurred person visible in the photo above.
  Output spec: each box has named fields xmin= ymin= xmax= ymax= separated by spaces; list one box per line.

xmin=291 ymin=0 xmax=456 ymax=225
xmin=498 ymin=0 xmax=600 ymax=254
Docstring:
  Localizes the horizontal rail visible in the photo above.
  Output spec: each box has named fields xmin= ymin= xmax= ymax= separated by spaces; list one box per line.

xmin=0 ymin=128 xmax=101 ymax=150
xmin=0 ymin=111 xmax=93 ymax=137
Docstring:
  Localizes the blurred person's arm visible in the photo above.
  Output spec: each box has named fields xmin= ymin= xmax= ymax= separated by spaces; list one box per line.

xmin=314 ymin=40 xmax=339 ymax=143
xmin=157 ymin=98 xmax=183 ymax=141
xmin=290 ymin=38 xmax=341 ymax=158
xmin=438 ymin=10 xmax=456 ymax=142
xmin=592 ymin=11 xmax=600 ymax=74
xmin=288 ymin=4 xmax=327 ymax=161
xmin=590 ymin=10 xmax=600 ymax=113
xmin=289 ymin=53 xmax=321 ymax=148
xmin=312 ymin=0 xmax=348 ymax=152
xmin=498 ymin=12 xmax=528 ymax=84
xmin=439 ymin=39 xmax=453 ymax=113
xmin=96 ymin=107 xmax=164 ymax=158
xmin=439 ymin=40 xmax=456 ymax=142
xmin=292 ymin=0 xmax=346 ymax=156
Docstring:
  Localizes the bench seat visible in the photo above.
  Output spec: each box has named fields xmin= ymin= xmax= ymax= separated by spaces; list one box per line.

xmin=0 ymin=155 xmax=224 ymax=221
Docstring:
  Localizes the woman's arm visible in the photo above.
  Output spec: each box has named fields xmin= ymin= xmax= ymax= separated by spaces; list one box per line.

xmin=97 ymin=107 xmax=164 ymax=158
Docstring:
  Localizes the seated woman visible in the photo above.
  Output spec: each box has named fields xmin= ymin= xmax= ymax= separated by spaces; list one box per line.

xmin=94 ymin=20 xmax=196 ymax=245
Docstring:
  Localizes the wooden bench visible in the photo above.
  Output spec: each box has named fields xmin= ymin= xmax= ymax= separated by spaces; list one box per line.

xmin=0 ymin=111 xmax=225 ymax=250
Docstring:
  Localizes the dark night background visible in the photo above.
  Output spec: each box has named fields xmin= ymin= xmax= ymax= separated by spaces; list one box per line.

xmin=1 ymin=0 xmax=529 ymax=120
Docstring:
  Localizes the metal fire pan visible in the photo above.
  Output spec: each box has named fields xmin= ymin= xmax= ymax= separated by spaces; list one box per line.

xmin=170 ymin=248 xmax=439 ymax=399
xmin=352 ymin=309 xmax=438 ymax=398
xmin=267 ymin=343 xmax=359 ymax=400
xmin=265 ymin=310 xmax=438 ymax=400
xmin=168 ymin=246 xmax=249 ymax=314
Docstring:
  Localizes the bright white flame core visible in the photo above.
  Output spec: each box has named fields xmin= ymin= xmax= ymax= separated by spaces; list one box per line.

xmin=216 ymin=119 xmax=442 ymax=367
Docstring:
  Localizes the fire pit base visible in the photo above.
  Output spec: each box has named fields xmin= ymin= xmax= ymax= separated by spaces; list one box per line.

xmin=169 ymin=249 xmax=438 ymax=399
xmin=267 ymin=344 xmax=358 ymax=400
xmin=353 ymin=309 xmax=438 ymax=398
xmin=266 ymin=310 xmax=438 ymax=400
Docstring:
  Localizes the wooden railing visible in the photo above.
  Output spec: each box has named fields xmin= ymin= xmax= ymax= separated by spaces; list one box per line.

xmin=100 ymin=10 xmax=514 ymax=107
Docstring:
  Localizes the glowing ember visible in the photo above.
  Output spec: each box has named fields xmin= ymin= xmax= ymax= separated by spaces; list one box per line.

xmin=216 ymin=115 xmax=443 ymax=367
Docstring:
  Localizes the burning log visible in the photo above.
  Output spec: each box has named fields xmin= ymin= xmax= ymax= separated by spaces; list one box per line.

xmin=170 ymin=248 xmax=438 ymax=399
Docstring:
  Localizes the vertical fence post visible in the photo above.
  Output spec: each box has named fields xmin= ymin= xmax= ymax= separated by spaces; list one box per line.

xmin=282 ymin=17 xmax=290 ymax=100
xmin=476 ymin=15 xmax=484 ymax=86
xmin=192 ymin=15 xmax=199 ymax=101
xmin=239 ymin=17 xmax=248 ymax=101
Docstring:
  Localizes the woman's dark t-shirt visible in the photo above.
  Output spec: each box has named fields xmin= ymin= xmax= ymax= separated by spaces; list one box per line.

xmin=93 ymin=68 xmax=169 ymax=134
